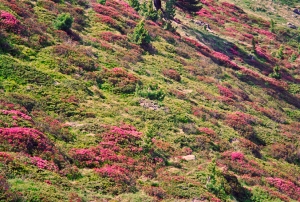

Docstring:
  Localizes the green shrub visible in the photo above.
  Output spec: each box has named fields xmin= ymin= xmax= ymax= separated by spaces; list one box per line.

xmin=54 ymin=13 xmax=73 ymax=31
xmin=270 ymin=19 xmax=275 ymax=33
xmin=165 ymin=0 xmax=176 ymax=20
xmin=269 ymin=65 xmax=281 ymax=79
xmin=289 ymin=53 xmax=297 ymax=62
xmin=129 ymin=20 xmax=151 ymax=45
xmin=129 ymin=0 xmax=140 ymax=11
xmin=136 ymin=84 xmax=165 ymax=101
xmin=276 ymin=45 xmax=284 ymax=59
xmin=142 ymin=1 xmax=158 ymax=21
xmin=97 ymin=0 xmax=106 ymax=5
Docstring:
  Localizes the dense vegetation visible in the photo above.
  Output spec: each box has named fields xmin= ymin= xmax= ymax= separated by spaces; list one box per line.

xmin=0 ymin=0 xmax=299 ymax=201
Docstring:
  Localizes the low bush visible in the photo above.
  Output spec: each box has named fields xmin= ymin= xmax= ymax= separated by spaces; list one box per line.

xmin=97 ymin=67 xmax=140 ymax=93
xmin=162 ymin=69 xmax=181 ymax=81
xmin=54 ymin=13 xmax=73 ymax=31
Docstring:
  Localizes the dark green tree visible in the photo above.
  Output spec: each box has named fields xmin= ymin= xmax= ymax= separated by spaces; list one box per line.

xmin=251 ymin=38 xmax=256 ymax=54
xmin=129 ymin=0 xmax=140 ymax=11
xmin=130 ymin=20 xmax=151 ymax=45
xmin=175 ymin=0 xmax=202 ymax=12
xmin=165 ymin=0 xmax=176 ymax=20
xmin=54 ymin=13 xmax=73 ymax=31
xmin=141 ymin=1 xmax=159 ymax=21
xmin=269 ymin=65 xmax=281 ymax=79
xmin=276 ymin=45 xmax=284 ymax=59
xmin=270 ymin=19 xmax=275 ymax=33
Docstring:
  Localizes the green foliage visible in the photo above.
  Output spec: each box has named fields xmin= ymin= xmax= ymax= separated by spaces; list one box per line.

xmin=252 ymin=38 xmax=256 ymax=54
xmin=0 ymin=55 xmax=53 ymax=87
xmin=289 ymin=53 xmax=297 ymax=62
xmin=165 ymin=0 xmax=176 ymax=20
xmin=54 ymin=13 xmax=73 ymax=31
xmin=97 ymin=0 xmax=106 ymax=5
xmin=276 ymin=45 xmax=284 ymax=59
xmin=9 ymin=178 xmax=70 ymax=201
xmin=129 ymin=0 xmax=140 ymax=11
xmin=288 ymin=83 xmax=300 ymax=94
xmin=272 ymin=0 xmax=298 ymax=6
xmin=285 ymin=109 xmax=300 ymax=121
xmin=129 ymin=20 xmax=151 ymax=45
xmin=251 ymin=186 xmax=283 ymax=202
xmin=269 ymin=65 xmax=281 ymax=79
xmin=135 ymin=84 xmax=165 ymax=101
xmin=141 ymin=1 xmax=158 ymax=21
xmin=270 ymin=19 xmax=275 ymax=33
xmin=206 ymin=158 xmax=228 ymax=200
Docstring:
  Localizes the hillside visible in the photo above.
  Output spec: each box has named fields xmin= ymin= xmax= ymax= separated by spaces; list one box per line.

xmin=0 ymin=0 xmax=300 ymax=201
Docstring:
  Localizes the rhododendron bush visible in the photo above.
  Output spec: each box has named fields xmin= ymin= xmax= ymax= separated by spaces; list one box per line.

xmin=0 ymin=10 xmax=20 ymax=32
xmin=0 ymin=127 xmax=54 ymax=154
xmin=71 ymin=124 xmax=163 ymax=187
xmin=97 ymin=67 xmax=140 ymax=93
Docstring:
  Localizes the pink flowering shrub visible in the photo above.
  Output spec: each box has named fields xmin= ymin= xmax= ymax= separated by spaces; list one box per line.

xmin=30 ymin=156 xmax=58 ymax=172
xmin=93 ymin=3 xmax=120 ymax=19
xmin=198 ymin=127 xmax=216 ymax=137
xmin=99 ymin=31 xmax=127 ymax=43
xmin=143 ymin=186 xmax=166 ymax=199
xmin=253 ymin=28 xmax=275 ymax=40
xmin=162 ymin=69 xmax=181 ymax=82
xmin=170 ymin=89 xmax=186 ymax=99
xmin=71 ymin=124 xmax=164 ymax=192
xmin=0 ymin=110 xmax=32 ymax=121
xmin=95 ymin=14 xmax=118 ymax=28
xmin=225 ymin=112 xmax=256 ymax=138
xmin=0 ymin=10 xmax=20 ymax=32
xmin=231 ymin=152 xmax=244 ymax=161
xmin=0 ymin=127 xmax=53 ymax=155
xmin=70 ymin=124 xmax=143 ymax=167
xmin=266 ymin=177 xmax=300 ymax=200
xmin=94 ymin=165 xmax=130 ymax=183
xmin=98 ymin=67 xmax=140 ymax=93
xmin=0 ymin=152 xmax=14 ymax=164
xmin=217 ymin=85 xmax=235 ymax=99
xmin=230 ymin=17 xmax=239 ymax=22
xmin=105 ymin=0 xmax=139 ymax=20
xmin=221 ymin=151 xmax=265 ymax=177
xmin=196 ymin=8 xmax=214 ymax=18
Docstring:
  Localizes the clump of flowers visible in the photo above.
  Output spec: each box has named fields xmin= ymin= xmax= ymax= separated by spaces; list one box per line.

xmin=0 ymin=152 xmax=13 ymax=164
xmin=217 ymin=85 xmax=235 ymax=99
xmin=230 ymin=152 xmax=244 ymax=161
xmin=94 ymin=165 xmax=130 ymax=183
xmin=198 ymin=127 xmax=216 ymax=137
xmin=0 ymin=10 xmax=20 ymax=32
xmin=97 ymin=67 xmax=140 ymax=93
xmin=266 ymin=177 xmax=300 ymax=200
xmin=31 ymin=156 xmax=58 ymax=172
xmin=225 ymin=112 xmax=256 ymax=138
xmin=1 ymin=110 xmax=32 ymax=121
xmin=162 ymin=69 xmax=181 ymax=82
xmin=0 ymin=127 xmax=53 ymax=155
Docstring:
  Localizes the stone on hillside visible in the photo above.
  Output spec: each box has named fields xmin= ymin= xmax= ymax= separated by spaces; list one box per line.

xmin=293 ymin=8 xmax=300 ymax=15
xmin=182 ymin=155 xmax=195 ymax=161
xmin=287 ymin=22 xmax=297 ymax=29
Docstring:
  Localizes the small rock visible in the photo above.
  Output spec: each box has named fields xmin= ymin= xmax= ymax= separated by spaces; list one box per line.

xmin=182 ymin=155 xmax=195 ymax=161
xmin=293 ymin=8 xmax=300 ymax=15
xmin=287 ymin=22 xmax=297 ymax=29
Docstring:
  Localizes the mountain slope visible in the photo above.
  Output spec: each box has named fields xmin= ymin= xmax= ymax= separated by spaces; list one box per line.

xmin=0 ymin=0 xmax=299 ymax=201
